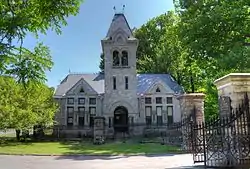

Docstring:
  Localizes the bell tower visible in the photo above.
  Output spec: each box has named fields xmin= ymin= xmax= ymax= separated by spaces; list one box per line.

xmin=101 ymin=11 xmax=139 ymax=124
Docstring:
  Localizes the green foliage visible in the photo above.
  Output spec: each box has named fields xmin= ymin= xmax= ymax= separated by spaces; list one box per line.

xmin=0 ymin=0 xmax=84 ymax=83
xmin=5 ymin=43 xmax=53 ymax=84
xmin=133 ymin=2 xmax=250 ymax=120
xmin=0 ymin=76 xmax=58 ymax=131
xmin=0 ymin=0 xmax=83 ymax=54
xmin=99 ymin=53 xmax=104 ymax=73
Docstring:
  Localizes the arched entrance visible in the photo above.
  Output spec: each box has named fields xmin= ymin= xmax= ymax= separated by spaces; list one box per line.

xmin=113 ymin=106 xmax=128 ymax=132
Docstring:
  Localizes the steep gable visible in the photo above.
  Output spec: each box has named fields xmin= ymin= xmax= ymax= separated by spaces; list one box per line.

xmin=137 ymin=74 xmax=184 ymax=95
xmin=66 ymin=78 xmax=97 ymax=95
xmin=106 ymin=13 xmax=133 ymax=38
xmin=54 ymin=73 xmax=104 ymax=98
xmin=146 ymin=81 xmax=174 ymax=94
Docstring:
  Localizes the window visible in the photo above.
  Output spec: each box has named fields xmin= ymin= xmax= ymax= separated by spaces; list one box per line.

xmin=89 ymin=116 xmax=94 ymax=127
xmin=89 ymin=98 xmax=96 ymax=105
xmin=78 ymin=117 xmax=84 ymax=127
xmin=145 ymin=97 xmax=152 ymax=104
xmin=108 ymin=117 xmax=113 ymax=128
xmin=78 ymin=107 xmax=85 ymax=127
xmin=156 ymin=87 xmax=161 ymax=92
xmin=145 ymin=106 xmax=152 ymax=125
xmin=78 ymin=98 xmax=85 ymax=105
xmin=125 ymin=76 xmax=128 ymax=90
xmin=79 ymin=87 xmax=84 ymax=93
xmin=121 ymin=51 xmax=128 ymax=66
xmin=113 ymin=50 xmax=120 ymax=66
xmin=146 ymin=116 xmax=152 ymax=126
xmin=89 ymin=107 xmax=96 ymax=115
xmin=156 ymin=106 xmax=163 ymax=125
xmin=113 ymin=76 xmax=116 ymax=90
xmin=89 ymin=107 xmax=96 ymax=127
xmin=78 ymin=107 xmax=85 ymax=113
xmin=166 ymin=97 xmax=173 ymax=104
xmin=156 ymin=97 xmax=162 ymax=104
xmin=67 ymin=98 xmax=74 ymax=104
xmin=67 ymin=107 xmax=74 ymax=126
xmin=167 ymin=106 xmax=173 ymax=124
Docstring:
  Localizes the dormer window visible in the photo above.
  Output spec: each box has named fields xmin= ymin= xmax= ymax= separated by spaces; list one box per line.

xmin=121 ymin=51 xmax=128 ymax=66
xmin=156 ymin=87 xmax=161 ymax=93
xmin=79 ymin=87 xmax=84 ymax=93
xmin=113 ymin=50 xmax=119 ymax=66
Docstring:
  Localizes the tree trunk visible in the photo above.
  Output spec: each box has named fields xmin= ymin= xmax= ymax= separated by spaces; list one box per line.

xmin=15 ymin=129 xmax=21 ymax=141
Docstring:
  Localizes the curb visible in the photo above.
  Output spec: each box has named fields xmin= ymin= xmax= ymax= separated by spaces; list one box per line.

xmin=0 ymin=152 xmax=188 ymax=157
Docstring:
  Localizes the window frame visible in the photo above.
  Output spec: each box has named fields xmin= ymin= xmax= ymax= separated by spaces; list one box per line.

xmin=167 ymin=106 xmax=174 ymax=124
xmin=145 ymin=97 xmax=152 ymax=104
xmin=113 ymin=50 xmax=120 ymax=66
xmin=121 ymin=51 xmax=128 ymax=66
xmin=166 ymin=97 xmax=173 ymax=104
xmin=89 ymin=98 xmax=96 ymax=105
xmin=78 ymin=98 xmax=85 ymax=105
xmin=156 ymin=97 xmax=162 ymax=104
xmin=67 ymin=98 xmax=74 ymax=105
xmin=113 ymin=76 xmax=116 ymax=90
xmin=125 ymin=76 xmax=128 ymax=90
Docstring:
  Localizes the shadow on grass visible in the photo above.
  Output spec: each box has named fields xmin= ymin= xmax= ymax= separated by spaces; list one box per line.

xmin=0 ymin=137 xmax=33 ymax=147
xmin=55 ymin=141 xmax=183 ymax=161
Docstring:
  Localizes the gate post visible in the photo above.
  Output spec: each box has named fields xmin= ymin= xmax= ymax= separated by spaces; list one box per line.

xmin=214 ymin=73 xmax=250 ymax=110
xmin=93 ymin=116 xmax=105 ymax=144
xmin=177 ymin=93 xmax=205 ymax=151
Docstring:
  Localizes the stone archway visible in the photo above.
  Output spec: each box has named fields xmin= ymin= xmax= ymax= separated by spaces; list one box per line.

xmin=113 ymin=106 xmax=128 ymax=132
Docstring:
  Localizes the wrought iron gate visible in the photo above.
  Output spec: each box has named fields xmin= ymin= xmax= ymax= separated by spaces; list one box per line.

xmin=189 ymin=93 xmax=250 ymax=168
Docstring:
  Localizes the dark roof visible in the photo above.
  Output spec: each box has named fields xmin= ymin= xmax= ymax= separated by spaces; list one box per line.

xmin=106 ymin=13 xmax=133 ymax=38
xmin=137 ymin=74 xmax=184 ymax=94
xmin=54 ymin=73 xmax=184 ymax=97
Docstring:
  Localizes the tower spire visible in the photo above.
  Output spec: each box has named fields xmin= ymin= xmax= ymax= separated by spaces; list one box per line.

xmin=122 ymin=5 xmax=125 ymax=13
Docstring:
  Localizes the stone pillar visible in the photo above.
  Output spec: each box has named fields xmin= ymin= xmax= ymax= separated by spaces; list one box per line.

xmin=93 ymin=117 xmax=105 ymax=144
xmin=214 ymin=73 xmax=250 ymax=110
xmin=177 ymin=93 xmax=205 ymax=123
xmin=177 ymin=93 xmax=205 ymax=151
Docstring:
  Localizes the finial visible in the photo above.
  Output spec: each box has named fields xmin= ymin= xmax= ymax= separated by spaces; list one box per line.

xmin=113 ymin=6 xmax=116 ymax=13
xmin=122 ymin=5 xmax=125 ymax=13
xmin=69 ymin=69 xmax=71 ymax=74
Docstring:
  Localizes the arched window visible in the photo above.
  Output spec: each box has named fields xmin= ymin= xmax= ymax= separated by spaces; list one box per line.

xmin=121 ymin=51 xmax=128 ymax=66
xmin=113 ymin=50 xmax=119 ymax=66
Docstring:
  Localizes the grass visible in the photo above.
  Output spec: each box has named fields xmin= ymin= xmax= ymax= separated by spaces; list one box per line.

xmin=0 ymin=140 xmax=183 ymax=156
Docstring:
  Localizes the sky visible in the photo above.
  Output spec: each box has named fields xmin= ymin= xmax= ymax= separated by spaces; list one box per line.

xmin=23 ymin=0 xmax=175 ymax=87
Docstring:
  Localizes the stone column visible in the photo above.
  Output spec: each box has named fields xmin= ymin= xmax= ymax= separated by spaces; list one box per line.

xmin=177 ymin=93 xmax=205 ymax=151
xmin=93 ymin=117 xmax=105 ymax=144
xmin=214 ymin=73 xmax=250 ymax=110
xmin=177 ymin=93 xmax=205 ymax=123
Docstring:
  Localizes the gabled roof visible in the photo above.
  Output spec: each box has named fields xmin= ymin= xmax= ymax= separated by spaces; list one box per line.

xmin=106 ymin=13 xmax=133 ymax=38
xmin=54 ymin=73 xmax=104 ymax=97
xmin=137 ymin=74 xmax=184 ymax=95
xmin=54 ymin=73 xmax=184 ymax=97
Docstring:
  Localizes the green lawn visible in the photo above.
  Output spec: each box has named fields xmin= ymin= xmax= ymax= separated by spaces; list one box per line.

xmin=0 ymin=141 xmax=183 ymax=155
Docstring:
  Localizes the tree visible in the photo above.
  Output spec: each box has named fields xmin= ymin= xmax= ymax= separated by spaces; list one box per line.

xmin=99 ymin=53 xmax=104 ymax=73
xmin=173 ymin=0 xmax=250 ymax=77
xmin=0 ymin=0 xmax=83 ymax=56
xmin=0 ymin=76 xmax=58 ymax=140
xmin=134 ymin=11 xmax=204 ymax=93
xmin=5 ymin=43 xmax=53 ymax=84
xmin=0 ymin=0 xmax=84 ymax=83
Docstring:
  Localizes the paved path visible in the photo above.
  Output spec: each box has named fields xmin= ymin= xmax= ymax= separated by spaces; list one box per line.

xmin=0 ymin=154 xmax=204 ymax=169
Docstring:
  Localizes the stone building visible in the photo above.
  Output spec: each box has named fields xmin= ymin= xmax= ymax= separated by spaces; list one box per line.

xmin=53 ymin=13 xmax=184 ymax=137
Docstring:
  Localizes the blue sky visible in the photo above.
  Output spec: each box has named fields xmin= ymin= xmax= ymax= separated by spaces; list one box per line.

xmin=23 ymin=0 xmax=174 ymax=87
